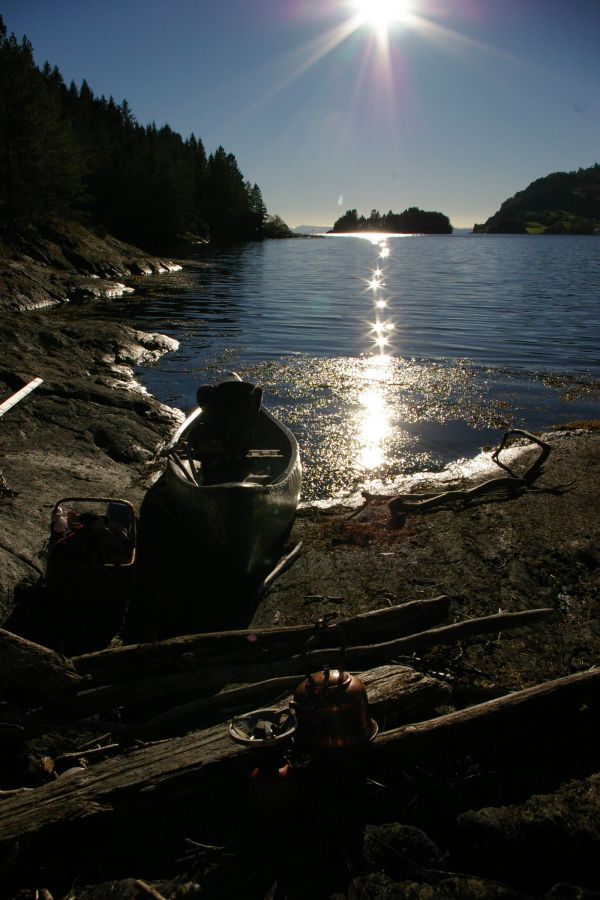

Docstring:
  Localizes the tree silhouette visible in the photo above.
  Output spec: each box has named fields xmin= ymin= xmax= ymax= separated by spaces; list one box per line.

xmin=330 ymin=206 xmax=452 ymax=234
xmin=0 ymin=17 xmax=85 ymax=227
xmin=0 ymin=15 xmax=282 ymax=248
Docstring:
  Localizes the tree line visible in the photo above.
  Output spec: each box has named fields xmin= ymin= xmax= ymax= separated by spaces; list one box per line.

xmin=474 ymin=164 xmax=600 ymax=234
xmin=330 ymin=207 xmax=452 ymax=234
xmin=0 ymin=16 xmax=288 ymax=250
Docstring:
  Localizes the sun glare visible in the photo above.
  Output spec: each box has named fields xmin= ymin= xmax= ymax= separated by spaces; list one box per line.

xmin=352 ymin=0 xmax=413 ymax=37
xmin=242 ymin=0 xmax=511 ymax=135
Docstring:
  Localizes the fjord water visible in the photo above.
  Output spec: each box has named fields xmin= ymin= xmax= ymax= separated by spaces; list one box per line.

xmin=119 ymin=234 xmax=600 ymax=503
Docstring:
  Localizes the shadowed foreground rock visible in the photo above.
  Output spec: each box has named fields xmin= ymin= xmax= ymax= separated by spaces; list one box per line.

xmin=456 ymin=775 xmax=600 ymax=893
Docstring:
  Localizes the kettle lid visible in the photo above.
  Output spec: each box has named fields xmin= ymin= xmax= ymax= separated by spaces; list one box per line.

xmin=295 ymin=665 xmax=352 ymax=699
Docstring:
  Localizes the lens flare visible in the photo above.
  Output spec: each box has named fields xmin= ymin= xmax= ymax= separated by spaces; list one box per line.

xmin=352 ymin=0 xmax=414 ymax=37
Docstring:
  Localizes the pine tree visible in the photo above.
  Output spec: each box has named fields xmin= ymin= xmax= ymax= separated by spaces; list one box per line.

xmin=0 ymin=14 xmax=278 ymax=246
xmin=0 ymin=16 xmax=85 ymax=227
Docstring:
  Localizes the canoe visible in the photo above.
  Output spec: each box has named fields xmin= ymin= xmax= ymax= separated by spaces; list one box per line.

xmin=162 ymin=373 xmax=301 ymax=579
xmin=130 ymin=375 xmax=302 ymax=635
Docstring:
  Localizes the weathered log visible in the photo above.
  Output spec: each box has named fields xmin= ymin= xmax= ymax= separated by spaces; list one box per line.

xmin=71 ymin=667 xmax=218 ymax=718
xmin=296 ymin=607 xmax=554 ymax=673
xmin=0 ymin=663 xmax=441 ymax=845
xmin=134 ymin=664 xmax=451 ymax=736
xmin=0 ymin=667 xmax=598 ymax=854
xmin=0 ymin=664 xmax=449 ymax=742
xmin=375 ymin=666 xmax=600 ymax=759
xmin=2 ymin=607 xmax=551 ymax=729
xmin=63 ymin=607 xmax=551 ymax=720
xmin=0 ymin=628 xmax=81 ymax=699
xmin=73 ymin=596 xmax=451 ymax=685
xmin=63 ymin=607 xmax=553 ymax=720
xmin=361 ymin=664 xmax=451 ymax=725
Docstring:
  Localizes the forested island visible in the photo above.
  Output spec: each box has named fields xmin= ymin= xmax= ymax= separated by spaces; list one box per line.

xmin=0 ymin=16 xmax=291 ymax=251
xmin=329 ymin=207 xmax=453 ymax=234
xmin=474 ymin=163 xmax=600 ymax=235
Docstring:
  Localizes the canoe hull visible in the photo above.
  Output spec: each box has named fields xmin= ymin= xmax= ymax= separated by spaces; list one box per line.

xmin=157 ymin=434 xmax=301 ymax=582
xmin=127 ymin=401 xmax=301 ymax=638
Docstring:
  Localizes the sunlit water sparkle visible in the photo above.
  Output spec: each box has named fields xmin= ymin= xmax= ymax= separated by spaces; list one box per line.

xmin=88 ymin=234 xmax=600 ymax=503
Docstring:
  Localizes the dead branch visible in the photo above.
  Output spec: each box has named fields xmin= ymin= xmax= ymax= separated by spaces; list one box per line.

xmin=73 ymin=596 xmax=451 ymax=686
xmin=0 ymin=787 xmax=34 ymax=798
xmin=55 ymin=742 xmax=120 ymax=764
xmin=132 ymin=880 xmax=167 ymax=900
xmin=361 ymin=429 xmax=554 ymax=518
xmin=491 ymin=429 xmax=551 ymax=481
xmin=298 ymin=607 xmax=554 ymax=673
xmin=259 ymin=541 xmax=303 ymax=593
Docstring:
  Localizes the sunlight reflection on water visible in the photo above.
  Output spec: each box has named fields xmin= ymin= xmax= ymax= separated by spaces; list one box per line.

xmin=357 ymin=367 xmax=393 ymax=470
xmin=87 ymin=233 xmax=600 ymax=503
xmin=230 ymin=352 xmax=505 ymax=502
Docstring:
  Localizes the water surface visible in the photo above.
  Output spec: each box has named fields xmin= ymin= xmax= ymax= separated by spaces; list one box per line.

xmin=98 ymin=234 xmax=600 ymax=502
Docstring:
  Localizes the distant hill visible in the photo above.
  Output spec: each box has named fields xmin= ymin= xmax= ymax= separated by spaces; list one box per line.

xmin=293 ymin=225 xmax=331 ymax=235
xmin=474 ymin=164 xmax=600 ymax=234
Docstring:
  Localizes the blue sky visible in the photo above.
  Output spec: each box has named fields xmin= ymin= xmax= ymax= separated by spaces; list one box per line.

xmin=3 ymin=0 xmax=599 ymax=228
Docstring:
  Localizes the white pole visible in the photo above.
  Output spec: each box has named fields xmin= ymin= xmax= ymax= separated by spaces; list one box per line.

xmin=0 ymin=377 xmax=43 ymax=418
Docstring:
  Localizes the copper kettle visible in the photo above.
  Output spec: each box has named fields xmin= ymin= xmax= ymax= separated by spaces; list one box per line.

xmin=293 ymin=665 xmax=378 ymax=753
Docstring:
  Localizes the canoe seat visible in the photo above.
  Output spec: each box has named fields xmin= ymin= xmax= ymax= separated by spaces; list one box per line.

xmin=188 ymin=380 xmax=263 ymax=482
xmin=247 ymin=449 xmax=284 ymax=459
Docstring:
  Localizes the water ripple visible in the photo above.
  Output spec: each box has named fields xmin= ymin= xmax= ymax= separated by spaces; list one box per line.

xmin=89 ymin=234 xmax=600 ymax=501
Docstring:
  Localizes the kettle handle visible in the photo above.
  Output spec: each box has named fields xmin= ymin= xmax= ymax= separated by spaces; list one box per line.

xmin=301 ymin=615 xmax=346 ymax=671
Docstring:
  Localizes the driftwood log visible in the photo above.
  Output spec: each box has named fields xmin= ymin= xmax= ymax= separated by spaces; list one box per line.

xmin=1 ymin=666 xmax=598 ymax=856
xmin=0 ymin=606 xmax=552 ymax=740
xmin=62 ymin=607 xmax=553 ymax=721
xmin=73 ymin=596 xmax=452 ymax=685
xmin=0 ymin=664 xmax=443 ymax=848
xmin=298 ymin=608 xmax=554 ymax=672
xmin=375 ymin=664 xmax=600 ymax=760
xmin=0 ymin=628 xmax=81 ymax=699
xmin=137 ymin=663 xmax=452 ymax=737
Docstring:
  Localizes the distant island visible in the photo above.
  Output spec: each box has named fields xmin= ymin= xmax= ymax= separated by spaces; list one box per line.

xmin=293 ymin=225 xmax=331 ymax=235
xmin=329 ymin=207 xmax=453 ymax=235
xmin=474 ymin=163 xmax=600 ymax=235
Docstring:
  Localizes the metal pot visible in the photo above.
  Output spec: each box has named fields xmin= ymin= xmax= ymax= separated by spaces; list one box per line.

xmin=293 ymin=665 xmax=378 ymax=753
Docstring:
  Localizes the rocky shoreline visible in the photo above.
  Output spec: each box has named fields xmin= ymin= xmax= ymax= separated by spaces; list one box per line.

xmin=0 ymin=220 xmax=183 ymax=313
xmin=0 ymin=222 xmax=187 ymax=621
xmin=1 ymin=224 xmax=600 ymax=899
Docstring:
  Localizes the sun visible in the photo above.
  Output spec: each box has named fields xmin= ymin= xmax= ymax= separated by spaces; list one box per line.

xmin=352 ymin=0 xmax=413 ymax=37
